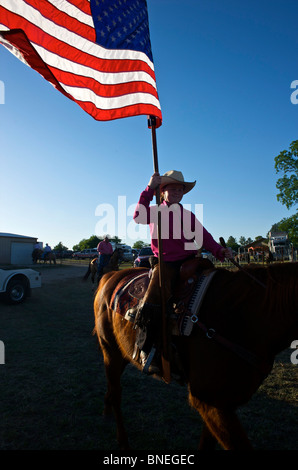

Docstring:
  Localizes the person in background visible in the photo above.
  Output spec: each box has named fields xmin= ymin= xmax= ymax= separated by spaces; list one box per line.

xmin=97 ymin=236 xmax=113 ymax=282
xmin=34 ymin=241 xmax=41 ymax=250
xmin=43 ymin=243 xmax=52 ymax=260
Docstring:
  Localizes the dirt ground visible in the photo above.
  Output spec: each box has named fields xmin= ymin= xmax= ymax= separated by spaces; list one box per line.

xmin=32 ymin=263 xmax=89 ymax=284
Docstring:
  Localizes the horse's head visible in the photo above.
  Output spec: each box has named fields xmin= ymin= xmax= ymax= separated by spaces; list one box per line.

xmin=115 ymin=248 xmax=124 ymax=261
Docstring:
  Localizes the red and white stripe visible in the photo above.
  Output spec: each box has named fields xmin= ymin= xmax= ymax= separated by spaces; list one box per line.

xmin=0 ymin=0 xmax=162 ymax=123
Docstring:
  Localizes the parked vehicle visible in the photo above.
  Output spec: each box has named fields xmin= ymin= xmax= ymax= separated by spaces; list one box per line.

xmin=0 ymin=268 xmax=41 ymax=304
xmin=134 ymin=246 xmax=153 ymax=268
xmin=53 ymin=250 xmax=73 ymax=259
xmin=73 ymin=248 xmax=98 ymax=259
xmin=121 ymin=250 xmax=134 ymax=262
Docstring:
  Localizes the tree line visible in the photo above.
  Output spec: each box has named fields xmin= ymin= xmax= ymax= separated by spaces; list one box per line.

xmin=53 ymin=229 xmax=292 ymax=255
xmin=53 ymin=237 xmax=149 ymax=253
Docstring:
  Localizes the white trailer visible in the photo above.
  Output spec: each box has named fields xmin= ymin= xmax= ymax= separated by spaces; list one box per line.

xmin=0 ymin=268 xmax=41 ymax=304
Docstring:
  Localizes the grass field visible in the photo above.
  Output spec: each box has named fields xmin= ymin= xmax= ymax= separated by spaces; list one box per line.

xmin=0 ymin=263 xmax=297 ymax=451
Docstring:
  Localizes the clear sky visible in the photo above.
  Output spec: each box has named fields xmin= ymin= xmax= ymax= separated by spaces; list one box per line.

xmin=0 ymin=0 xmax=297 ymax=250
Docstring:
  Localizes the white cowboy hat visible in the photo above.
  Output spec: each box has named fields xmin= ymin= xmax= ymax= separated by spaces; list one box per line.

xmin=160 ymin=170 xmax=196 ymax=194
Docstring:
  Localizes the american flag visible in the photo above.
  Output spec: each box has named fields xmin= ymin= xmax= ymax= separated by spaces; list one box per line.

xmin=0 ymin=0 xmax=162 ymax=125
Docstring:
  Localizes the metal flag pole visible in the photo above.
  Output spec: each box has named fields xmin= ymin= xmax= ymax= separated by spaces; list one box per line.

xmin=148 ymin=115 xmax=171 ymax=383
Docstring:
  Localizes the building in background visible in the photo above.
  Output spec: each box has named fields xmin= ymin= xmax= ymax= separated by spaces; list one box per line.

xmin=268 ymin=231 xmax=292 ymax=260
xmin=0 ymin=233 xmax=40 ymax=265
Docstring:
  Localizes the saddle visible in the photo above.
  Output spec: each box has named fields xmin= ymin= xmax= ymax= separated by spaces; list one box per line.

xmin=110 ymin=258 xmax=217 ymax=337
xmin=171 ymin=258 xmax=216 ymax=336
xmin=110 ymin=269 xmax=150 ymax=318
xmin=110 ymin=260 xmax=268 ymax=380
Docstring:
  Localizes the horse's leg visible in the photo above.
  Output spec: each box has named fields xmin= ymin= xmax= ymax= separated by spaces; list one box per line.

xmin=191 ymin=398 xmax=253 ymax=450
xmin=198 ymin=424 xmax=218 ymax=450
xmin=91 ymin=266 xmax=95 ymax=284
xmin=83 ymin=265 xmax=91 ymax=281
xmin=99 ymin=337 xmax=130 ymax=449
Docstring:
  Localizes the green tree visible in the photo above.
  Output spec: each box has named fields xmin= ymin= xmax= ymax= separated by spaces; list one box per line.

xmin=239 ymin=236 xmax=247 ymax=246
xmin=73 ymin=235 xmax=101 ymax=251
xmin=112 ymin=236 xmax=122 ymax=246
xmin=86 ymin=235 xmax=101 ymax=248
xmin=275 ymin=140 xmax=298 ymax=209
xmin=267 ymin=223 xmax=279 ymax=235
xmin=72 ymin=235 xmax=122 ymax=251
xmin=226 ymin=236 xmax=239 ymax=252
xmin=132 ymin=240 xmax=148 ymax=250
xmin=54 ymin=241 xmax=68 ymax=251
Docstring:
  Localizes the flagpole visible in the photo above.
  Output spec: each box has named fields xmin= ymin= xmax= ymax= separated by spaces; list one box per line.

xmin=148 ymin=116 xmax=171 ymax=384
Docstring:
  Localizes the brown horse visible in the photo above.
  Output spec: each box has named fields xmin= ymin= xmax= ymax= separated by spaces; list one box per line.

xmin=83 ymin=248 xmax=123 ymax=283
xmin=32 ymin=249 xmax=56 ymax=264
xmin=93 ymin=262 xmax=298 ymax=450
xmin=43 ymin=252 xmax=56 ymax=264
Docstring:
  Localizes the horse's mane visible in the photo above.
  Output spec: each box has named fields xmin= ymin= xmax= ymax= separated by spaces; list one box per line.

xmin=216 ymin=262 xmax=298 ymax=316
xmin=264 ymin=262 xmax=298 ymax=314
xmin=236 ymin=262 xmax=298 ymax=316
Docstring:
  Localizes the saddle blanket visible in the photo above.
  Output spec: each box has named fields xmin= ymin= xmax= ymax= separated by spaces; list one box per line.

xmin=174 ymin=270 xmax=217 ymax=336
xmin=110 ymin=270 xmax=150 ymax=316
xmin=110 ymin=268 xmax=217 ymax=337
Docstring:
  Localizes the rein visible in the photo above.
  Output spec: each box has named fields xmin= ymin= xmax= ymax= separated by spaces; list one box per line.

xmin=192 ymin=316 xmax=271 ymax=377
xmin=220 ymin=238 xmax=267 ymax=289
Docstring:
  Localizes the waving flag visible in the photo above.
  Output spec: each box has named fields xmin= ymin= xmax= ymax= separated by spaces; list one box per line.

xmin=0 ymin=0 xmax=162 ymax=125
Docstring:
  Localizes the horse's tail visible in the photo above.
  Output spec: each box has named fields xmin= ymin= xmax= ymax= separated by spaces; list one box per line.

xmin=82 ymin=264 xmax=91 ymax=281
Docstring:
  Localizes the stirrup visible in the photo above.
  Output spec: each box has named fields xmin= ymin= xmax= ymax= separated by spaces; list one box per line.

xmin=141 ymin=347 xmax=159 ymax=375
xmin=124 ymin=306 xmax=138 ymax=322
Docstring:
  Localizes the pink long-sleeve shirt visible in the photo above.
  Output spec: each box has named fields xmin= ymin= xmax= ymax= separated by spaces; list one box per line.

xmin=133 ymin=186 xmax=224 ymax=263
xmin=97 ymin=240 xmax=113 ymax=255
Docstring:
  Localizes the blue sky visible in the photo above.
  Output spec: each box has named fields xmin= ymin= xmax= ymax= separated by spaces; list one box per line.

xmin=0 ymin=0 xmax=297 ymax=250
